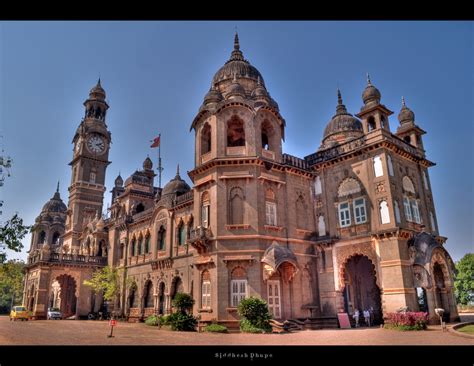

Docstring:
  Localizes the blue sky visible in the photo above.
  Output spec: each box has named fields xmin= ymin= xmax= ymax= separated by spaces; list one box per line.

xmin=0 ymin=21 xmax=472 ymax=262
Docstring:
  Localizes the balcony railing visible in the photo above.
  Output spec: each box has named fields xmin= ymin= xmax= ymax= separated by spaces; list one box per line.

xmin=283 ymin=153 xmax=309 ymax=170
xmin=27 ymin=251 xmax=107 ymax=266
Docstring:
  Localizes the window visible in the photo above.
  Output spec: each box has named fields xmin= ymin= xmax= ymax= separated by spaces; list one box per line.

xmin=338 ymin=202 xmax=351 ymax=227
xmin=367 ymin=116 xmax=376 ymax=132
xmin=318 ymin=215 xmax=326 ymax=236
xmin=403 ymin=197 xmax=413 ymax=222
xmin=314 ymin=176 xmax=322 ymax=195
xmin=138 ymin=236 xmax=143 ymax=255
xmin=423 ymin=171 xmax=429 ymax=190
xmin=353 ymin=198 xmax=367 ymax=224
xmin=51 ymin=232 xmax=60 ymax=245
xmin=201 ymin=123 xmax=211 ymax=155
xmin=380 ymin=200 xmax=390 ymax=224
xmin=227 ymin=116 xmax=245 ymax=147
xmin=430 ymin=212 xmax=436 ymax=232
xmin=201 ymin=271 xmax=211 ymax=310
xmin=90 ymin=172 xmax=96 ymax=183
xmin=158 ymin=227 xmax=166 ymax=251
xmin=296 ymin=195 xmax=307 ymax=229
xmin=136 ymin=203 xmax=145 ymax=214
xmin=145 ymin=235 xmax=150 ymax=253
xmin=229 ymin=187 xmax=244 ymax=225
xmin=411 ymin=200 xmax=421 ymax=224
xmin=120 ymin=243 xmax=125 ymax=259
xmin=38 ymin=231 xmax=46 ymax=244
xmin=131 ymin=239 xmax=136 ymax=256
xmin=231 ymin=280 xmax=248 ymax=307
xmin=201 ymin=192 xmax=210 ymax=228
xmin=178 ymin=223 xmax=186 ymax=246
xmin=387 ymin=155 xmax=394 ymax=176
xmin=266 ymin=202 xmax=277 ymax=226
xmin=394 ymin=201 xmax=401 ymax=224
xmin=373 ymin=155 xmax=383 ymax=177
xmin=261 ymin=119 xmax=275 ymax=151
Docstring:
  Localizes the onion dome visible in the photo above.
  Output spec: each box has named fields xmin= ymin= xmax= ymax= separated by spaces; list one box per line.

xmin=398 ymin=96 xmax=415 ymax=125
xmin=203 ymin=84 xmax=223 ymax=105
xmin=143 ymin=156 xmax=153 ymax=170
xmin=41 ymin=183 xmax=67 ymax=213
xmin=161 ymin=165 xmax=191 ymax=197
xmin=226 ymin=73 xmax=246 ymax=99
xmin=362 ymin=73 xmax=381 ymax=107
xmin=114 ymin=173 xmax=123 ymax=187
xmin=211 ymin=33 xmax=265 ymax=86
xmin=89 ymin=78 xmax=106 ymax=100
xmin=321 ymin=90 xmax=363 ymax=148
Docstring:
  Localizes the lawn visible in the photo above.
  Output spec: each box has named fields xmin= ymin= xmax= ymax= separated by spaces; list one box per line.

xmin=457 ymin=325 xmax=474 ymax=335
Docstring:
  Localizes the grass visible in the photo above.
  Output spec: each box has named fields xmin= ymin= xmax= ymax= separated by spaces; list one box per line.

xmin=457 ymin=325 xmax=474 ymax=335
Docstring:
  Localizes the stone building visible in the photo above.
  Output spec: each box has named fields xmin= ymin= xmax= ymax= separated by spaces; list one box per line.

xmin=23 ymin=34 xmax=458 ymax=327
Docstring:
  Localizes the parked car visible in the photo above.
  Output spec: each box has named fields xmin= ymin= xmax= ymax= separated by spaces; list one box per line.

xmin=10 ymin=306 xmax=29 ymax=321
xmin=47 ymin=307 xmax=62 ymax=320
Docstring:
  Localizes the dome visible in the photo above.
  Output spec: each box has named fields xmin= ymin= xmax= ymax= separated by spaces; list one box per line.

xmin=398 ymin=97 xmax=415 ymax=124
xmin=251 ymin=77 xmax=269 ymax=99
xmin=211 ymin=33 xmax=265 ymax=87
xmin=362 ymin=74 xmax=381 ymax=106
xmin=203 ymin=86 xmax=223 ymax=105
xmin=226 ymin=77 xmax=246 ymax=98
xmin=161 ymin=166 xmax=191 ymax=197
xmin=143 ymin=156 xmax=153 ymax=170
xmin=89 ymin=79 xmax=106 ymax=100
xmin=322 ymin=90 xmax=363 ymax=147
xmin=41 ymin=189 xmax=67 ymax=214
xmin=115 ymin=173 xmax=123 ymax=187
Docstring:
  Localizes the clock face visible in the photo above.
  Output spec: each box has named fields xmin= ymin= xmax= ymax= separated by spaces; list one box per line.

xmin=86 ymin=134 xmax=106 ymax=154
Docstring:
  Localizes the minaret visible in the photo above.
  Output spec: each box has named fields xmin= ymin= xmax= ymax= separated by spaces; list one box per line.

xmin=396 ymin=96 xmax=426 ymax=152
xmin=62 ymin=80 xmax=112 ymax=253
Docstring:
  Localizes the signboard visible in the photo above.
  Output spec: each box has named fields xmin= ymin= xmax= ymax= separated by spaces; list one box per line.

xmin=109 ymin=319 xmax=117 ymax=327
xmin=337 ymin=313 xmax=351 ymax=329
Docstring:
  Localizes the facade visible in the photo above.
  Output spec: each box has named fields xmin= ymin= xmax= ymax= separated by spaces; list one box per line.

xmin=23 ymin=34 xmax=459 ymax=327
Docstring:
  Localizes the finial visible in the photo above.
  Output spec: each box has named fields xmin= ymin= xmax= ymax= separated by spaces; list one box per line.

xmin=337 ymin=88 xmax=343 ymax=105
xmin=56 ymin=180 xmax=60 ymax=193
xmin=402 ymin=96 xmax=406 ymax=107
xmin=367 ymin=73 xmax=372 ymax=86
xmin=234 ymin=30 xmax=240 ymax=51
xmin=97 ymin=77 xmax=101 ymax=86
xmin=176 ymin=164 xmax=180 ymax=176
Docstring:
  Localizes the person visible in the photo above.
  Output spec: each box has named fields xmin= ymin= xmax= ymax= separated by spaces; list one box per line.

xmin=353 ymin=309 xmax=360 ymax=328
xmin=369 ymin=306 xmax=374 ymax=325
xmin=363 ymin=309 xmax=370 ymax=327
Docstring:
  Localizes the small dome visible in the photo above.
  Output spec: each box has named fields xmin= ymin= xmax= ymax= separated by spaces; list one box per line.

xmin=362 ymin=74 xmax=381 ymax=106
xmin=143 ymin=156 xmax=153 ymax=170
xmin=322 ymin=90 xmax=363 ymax=148
xmin=41 ymin=189 xmax=67 ymax=214
xmin=251 ymin=77 xmax=268 ymax=99
xmin=89 ymin=79 xmax=106 ymax=100
xmin=115 ymin=173 xmax=123 ymax=187
xmin=226 ymin=76 xmax=246 ymax=99
xmin=161 ymin=166 xmax=191 ymax=197
xmin=398 ymin=97 xmax=415 ymax=125
xmin=203 ymin=86 xmax=223 ymax=105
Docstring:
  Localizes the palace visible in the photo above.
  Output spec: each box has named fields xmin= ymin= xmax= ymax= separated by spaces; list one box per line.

xmin=23 ymin=34 xmax=459 ymax=328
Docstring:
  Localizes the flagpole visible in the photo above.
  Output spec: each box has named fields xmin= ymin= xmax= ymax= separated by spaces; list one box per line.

xmin=158 ymin=133 xmax=162 ymax=188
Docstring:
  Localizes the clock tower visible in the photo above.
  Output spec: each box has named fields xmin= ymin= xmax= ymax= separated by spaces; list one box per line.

xmin=62 ymin=79 xmax=112 ymax=253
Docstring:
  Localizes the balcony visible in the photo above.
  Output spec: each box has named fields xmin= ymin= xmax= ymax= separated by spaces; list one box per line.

xmin=27 ymin=251 xmax=107 ymax=267
xmin=188 ymin=226 xmax=212 ymax=254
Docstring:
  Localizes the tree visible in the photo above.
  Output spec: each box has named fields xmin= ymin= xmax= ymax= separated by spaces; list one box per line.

xmin=237 ymin=296 xmax=272 ymax=333
xmin=0 ymin=214 xmax=31 ymax=263
xmin=454 ymin=253 xmax=474 ymax=305
xmin=0 ymin=260 xmax=25 ymax=313
xmin=83 ymin=266 xmax=123 ymax=302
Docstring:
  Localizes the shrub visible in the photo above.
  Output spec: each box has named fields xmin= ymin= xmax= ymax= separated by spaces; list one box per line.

xmin=166 ymin=312 xmax=197 ymax=331
xmin=172 ymin=293 xmax=195 ymax=314
xmin=145 ymin=315 xmax=159 ymax=326
xmin=204 ymin=324 xmax=228 ymax=333
xmin=384 ymin=311 xmax=429 ymax=331
xmin=237 ymin=297 xmax=272 ymax=333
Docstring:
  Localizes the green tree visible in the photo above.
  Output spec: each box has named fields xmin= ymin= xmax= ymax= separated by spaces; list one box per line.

xmin=0 ymin=214 xmax=31 ymax=263
xmin=454 ymin=253 xmax=474 ymax=305
xmin=237 ymin=296 xmax=272 ymax=333
xmin=0 ymin=260 xmax=25 ymax=313
xmin=83 ymin=266 xmax=124 ymax=302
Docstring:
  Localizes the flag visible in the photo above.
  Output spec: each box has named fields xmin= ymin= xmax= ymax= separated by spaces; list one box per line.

xmin=150 ymin=134 xmax=160 ymax=148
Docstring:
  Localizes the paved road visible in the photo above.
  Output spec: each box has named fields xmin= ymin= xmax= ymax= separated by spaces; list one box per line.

xmin=1 ymin=315 xmax=473 ymax=345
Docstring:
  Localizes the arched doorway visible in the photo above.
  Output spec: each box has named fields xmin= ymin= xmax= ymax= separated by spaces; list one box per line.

xmin=171 ymin=277 xmax=183 ymax=300
xmin=342 ymin=255 xmax=382 ymax=325
xmin=49 ymin=280 xmax=61 ymax=309
xmin=55 ymin=275 xmax=77 ymax=318
xmin=158 ymin=282 xmax=166 ymax=315
xmin=128 ymin=284 xmax=138 ymax=309
xmin=433 ymin=262 xmax=449 ymax=321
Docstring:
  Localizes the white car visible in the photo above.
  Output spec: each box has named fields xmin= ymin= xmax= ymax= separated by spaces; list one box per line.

xmin=47 ymin=307 xmax=62 ymax=320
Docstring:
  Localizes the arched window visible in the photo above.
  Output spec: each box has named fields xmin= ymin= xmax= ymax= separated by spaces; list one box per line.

xmin=187 ymin=216 xmax=193 ymax=239
xmin=201 ymin=270 xmax=211 ymax=310
xmin=229 ymin=187 xmax=244 ymax=225
xmin=227 ymin=116 xmax=245 ymax=147
xmin=201 ymin=123 xmax=211 ymax=155
xmin=144 ymin=235 xmax=150 ymax=253
xmin=387 ymin=155 xmax=394 ymax=176
xmin=136 ymin=203 xmax=145 ymax=214
xmin=178 ymin=222 xmax=186 ymax=246
xmin=402 ymin=176 xmax=421 ymax=223
xmin=296 ymin=195 xmax=307 ymax=229
xmin=265 ymin=188 xmax=277 ymax=226
xmin=394 ymin=201 xmax=401 ymax=224
xmin=373 ymin=155 xmax=383 ymax=177
xmin=314 ymin=176 xmax=322 ymax=195
xmin=144 ymin=281 xmax=154 ymax=308
xmin=90 ymin=171 xmax=96 ymax=183
xmin=38 ymin=231 xmax=46 ymax=244
xmin=367 ymin=116 xmax=376 ymax=132
xmin=51 ymin=232 xmax=60 ymax=245
xmin=230 ymin=266 xmax=247 ymax=307
xmin=120 ymin=243 xmax=125 ymax=259
xmin=430 ymin=212 xmax=436 ymax=232
xmin=157 ymin=226 xmax=166 ymax=251
xmin=129 ymin=284 xmax=138 ymax=308
xmin=380 ymin=115 xmax=386 ymax=129
xmin=318 ymin=215 xmax=326 ymax=236
xmin=137 ymin=235 xmax=143 ymax=255
xmin=404 ymin=135 xmax=411 ymax=144
xmin=130 ymin=238 xmax=137 ymax=256
xmin=402 ymin=176 xmax=415 ymax=194
xmin=261 ymin=119 xmax=274 ymax=151
xmin=201 ymin=191 xmax=210 ymax=228
xmin=338 ymin=178 xmax=361 ymax=197
xmin=338 ymin=202 xmax=351 ymax=227
xmin=380 ymin=200 xmax=390 ymax=224
xmin=353 ymin=198 xmax=367 ymax=224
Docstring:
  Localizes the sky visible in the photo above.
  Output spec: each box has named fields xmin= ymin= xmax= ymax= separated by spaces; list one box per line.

xmin=0 ymin=21 xmax=472 ymax=262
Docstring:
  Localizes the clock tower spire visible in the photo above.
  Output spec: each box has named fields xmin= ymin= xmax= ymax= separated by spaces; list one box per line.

xmin=62 ymin=80 xmax=112 ymax=253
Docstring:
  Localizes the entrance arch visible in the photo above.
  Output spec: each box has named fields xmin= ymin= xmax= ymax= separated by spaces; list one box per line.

xmin=342 ymin=255 xmax=382 ymax=324
xmin=171 ymin=277 xmax=184 ymax=300
xmin=55 ymin=274 xmax=77 ymax=318
xmin=433 ymin=262 xmax=449 ymax=320
xmin=158 ymin=282 xmax=166 ymax=315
